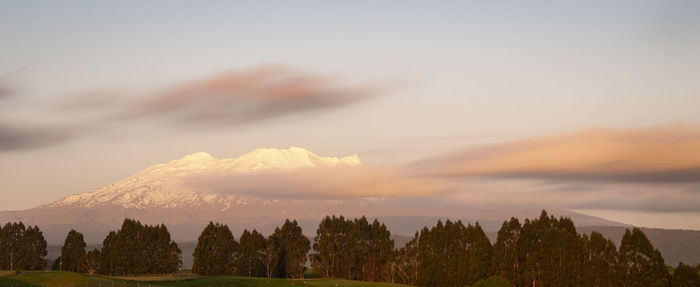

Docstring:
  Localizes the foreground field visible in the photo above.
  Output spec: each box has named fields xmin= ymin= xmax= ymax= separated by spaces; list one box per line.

xmin=0 ymin=272 xmax=412 ymax=287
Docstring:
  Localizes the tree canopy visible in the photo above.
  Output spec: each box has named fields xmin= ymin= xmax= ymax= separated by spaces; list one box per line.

xmin=60 ymin=229 xmax=86 ymax=272
xmin=0 ymin=222 xmax=47 ymax=271
xmin=192 ymin=222 xmax=237 ymax=276
xmin=99 ymin=218 xmax=181 ymax=275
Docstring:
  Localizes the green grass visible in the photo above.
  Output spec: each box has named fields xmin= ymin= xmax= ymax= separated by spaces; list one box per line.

xmin=153 ymin=276 xmax=410 ymax=287
xmin=1 ymin=272 xmax=116 ymax=287
xmin=0 ymin=272 xmax=412 ymax=287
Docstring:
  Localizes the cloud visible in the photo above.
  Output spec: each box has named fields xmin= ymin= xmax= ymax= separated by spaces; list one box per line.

xmin=417 ymin=124 xmax=700 ymax=183
xmin=185 ymin=166 xmax=450 ymax=199
xmin=165 ymin=147 xmax=451 ymax=199
xmin=111 ymin=65 xmax=378 ymax=127
xmin=0 ymin=123 xmax=73 ymax=151
xmin=0 ymin=65 xmax=381 ymax=151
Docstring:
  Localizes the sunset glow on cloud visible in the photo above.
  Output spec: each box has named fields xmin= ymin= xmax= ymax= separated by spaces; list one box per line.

xmin=421 ymin=124 xmax=700 ymax=183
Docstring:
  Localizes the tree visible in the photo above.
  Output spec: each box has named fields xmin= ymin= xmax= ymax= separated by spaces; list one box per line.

xmin=51 ymin=256 xmax=61 ymax=271
xmin=0 ymin=222 xmax=47 ymax=271
xmin=672 ymin=262 xmax=700 ymax=287
xmin=234 ymin=229 xmax=266 ymax=277
xmin=516 ymin=211 xmax=585 ymax=287
xmin=311 ymin=215 xmax=351 ymax=278
xmin=99 ymin=219 xmax=181 ymax=275
xmin=0 ymin=222 xmax=25 ymax=271
xmin=83 ymin=249 xmax=101 ymax=275
xmin=416 ymin=219 xmax=493 ymax=287
xmin=271 ymin=219 xmax=310 ymax=279
xmin=466 ymin=223 xmax=493 ymax=284
xmin=262 ymin=235 xmax=280 ymax=278
xmin=492 ymin=218 xmax=522 ymax=285
xmin=362 ymin=219 xmax=394 ymax=282
xmin=192 ymin=222 xmax=237 ymax=275
xmin=20 ymin=225 xmax=48 ymax=271
xmin=99 ymin=231 xmax=118 ymax=275
xmin=581 ymin=232 xmax=619 ymax=286
xmin=61 ymin=229 xmax=87 ymax=272
xmin=311 ymin=216 xmax=394 ymax=282
xmin=394 ymin=232 xmax=418 ymax=285
xmin=618 ymin=228 xmax=669 ymax=287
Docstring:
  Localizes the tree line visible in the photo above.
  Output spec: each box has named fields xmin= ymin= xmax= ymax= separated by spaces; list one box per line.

xmin=189 ymin=211 xmax=700 ymax=287
xmin=2 ymin=210 xmax=700 ymax=287
xmin=0 ymin=222 xmax=47 ymax=271
xmin=192 ymin=219 xmax=310 ymax=279
xmin=53 ymin=219 xmax=182 ymax=276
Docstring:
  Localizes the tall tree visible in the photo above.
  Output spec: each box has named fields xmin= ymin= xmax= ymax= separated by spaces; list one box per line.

xmin=83 ymin=249 xmax=101 ymax=275
xmin=192 ymin=222 xmax=237 ymax=275
xmin=492 ymin=217 xmax=522 ymax=285
xmin=271 ymin=219 xmax=310 ymax=279
xmin=617 ymin=228 xmax=669 ymax=287
xmin=0 ymin=222 xmax=25 ymax=270
xmin=0 ymin=222 xmax=47 ymax=271
xmin=362 ymin=219 xmax=394 ymax=282
xmin=465 ymin=223 xmax=493 ymax=284
xmin=311 ymin=215 xmax=351 ymax=278
xmin=61 ymin=229 xmax=87 ymax=272
xmin=581 ymin=232 xmax=619 ymax=286
xmin=98 ymin=219 xmax=181 ymax=275
xmin=517 ymin=211 xmax=584 ymax=287
xmin=262 ymin=235 xmax=280 ymax=278
xmin=99 ymin=231 xmax=118 ymax=275
xmin=672 ymin=262 xmax=700 ymax=287
xmin=234 ymin=229 xmax=266 ymax=277
xmin=394 ymin=232 xmax=419 ymax=285
xmin=20 ymin=225 xmax=48 ymax=271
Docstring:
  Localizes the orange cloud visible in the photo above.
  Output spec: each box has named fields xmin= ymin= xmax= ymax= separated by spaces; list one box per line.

xmin=129 ymin=65 xmax=377 ymax=126
xmin=419 ymin=124 xmax=700 ymax=183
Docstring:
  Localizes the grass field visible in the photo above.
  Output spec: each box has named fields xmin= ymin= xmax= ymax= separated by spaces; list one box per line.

xmin=0 ymin=272 xmax=412 ymax=287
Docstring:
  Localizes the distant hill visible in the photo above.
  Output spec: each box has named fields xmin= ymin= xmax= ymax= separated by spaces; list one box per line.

xmin=577 ymin=226 xmax=700 ymax=266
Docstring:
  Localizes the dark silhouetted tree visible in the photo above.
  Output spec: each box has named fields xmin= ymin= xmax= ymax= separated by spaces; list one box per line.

xmin=271 ymin=219 xmax=310 ymax=279
xmin=234 ymin=229 xmax=266 ymax=277
xmin=394 ymin=232 xmax=418 ymax=285
xmin=581 ymin=231 xmax=619 ymax=286
xmin=0 ymin=222 xmax=47 ymax=271
xmin=99 ymin=219 xmax=181 ymax=275
xmin=192 ymin=222 xmax=237 ymax=275
xmin=672 ymin=262 xmax=700 ymax=287
xmin=492 ymin=217 xmax=522 ymax=285
xmin=83 ymin=249 xmax=101 ymax=275
xmin=618 ymin=228 xmax=669 ymax=287
xmin=311 ymin=215 xmax=351 ymax=278
xmin=61 ymin=229 xmax=86 ymax=272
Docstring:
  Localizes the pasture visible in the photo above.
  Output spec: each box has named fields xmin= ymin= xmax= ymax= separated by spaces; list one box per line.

xmin=0 ymin=272 xmax=412 ymax=287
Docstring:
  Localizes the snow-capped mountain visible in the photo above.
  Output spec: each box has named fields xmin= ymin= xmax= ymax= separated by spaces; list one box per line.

xmin=0 ymin=147 xmax=623 ymax=249
xmin=3 ymin=148 xmax=699 ymax=268
xmin=48 ymin=147 xmax=361 ymax=210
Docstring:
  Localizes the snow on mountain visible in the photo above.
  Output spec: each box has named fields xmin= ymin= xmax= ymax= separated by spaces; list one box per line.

xmin=48 ymin=147 xmax=361 ymax=209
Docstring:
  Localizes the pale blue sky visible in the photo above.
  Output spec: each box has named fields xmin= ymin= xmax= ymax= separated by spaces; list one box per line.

xmin=1 ymin=1 xmax=700 ymax=228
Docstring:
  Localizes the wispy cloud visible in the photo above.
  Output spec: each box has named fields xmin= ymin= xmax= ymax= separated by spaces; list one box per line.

xmin=1 ymin=65 xmax=382 ymax=151
xmin=416 ymin=124 xmax=700 ymax=183
xmin=63 ymin=65 xmax=379 ymax=128
xmin=0 ymin=122 xmax=73 ymax=151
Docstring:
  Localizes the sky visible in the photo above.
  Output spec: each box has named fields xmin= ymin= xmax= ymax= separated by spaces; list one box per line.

xmin=1 ymin=1 xmax=700 ymax=229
